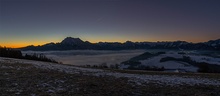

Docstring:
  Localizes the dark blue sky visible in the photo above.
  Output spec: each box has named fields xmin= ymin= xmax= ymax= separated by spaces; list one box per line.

xmin=1 ymin=0 xmax=220 ymax=47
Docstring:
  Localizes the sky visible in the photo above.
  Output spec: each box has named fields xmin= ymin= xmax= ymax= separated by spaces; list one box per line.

xmin=1 ymin=0 xmax=220 ymax=48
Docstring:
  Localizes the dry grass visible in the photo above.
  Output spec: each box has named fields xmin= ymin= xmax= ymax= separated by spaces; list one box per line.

xmin=103 ymin=68 xmax=220 ymax=79
xmin=1 ymin=62 xmax=220 ymax=96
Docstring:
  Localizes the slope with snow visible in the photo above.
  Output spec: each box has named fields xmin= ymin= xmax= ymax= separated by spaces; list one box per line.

xmin=189 ymin=55 xmax=220 ymax=65
xmin=1 ymin=57 xmax=220 ymax=86
xmin=120 ymin=51 xmax=220 ymax=72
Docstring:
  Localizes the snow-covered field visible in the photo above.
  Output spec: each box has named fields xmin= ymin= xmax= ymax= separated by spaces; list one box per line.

xmin=1 ymin=57 xmax=220 ymax=86
xmin=22 ymin=50 xmax=145 ymax=66
xmin=139 ymin=52 xmax=198 ymax=72
xmin=189 ymin=55 xmax=220 ymax=65
xmin=121 ymin=51 xmax=220 ymax=72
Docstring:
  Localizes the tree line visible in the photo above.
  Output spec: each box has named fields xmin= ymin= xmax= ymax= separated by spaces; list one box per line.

xmin=0 ymin=47 xmax=59 ymax=63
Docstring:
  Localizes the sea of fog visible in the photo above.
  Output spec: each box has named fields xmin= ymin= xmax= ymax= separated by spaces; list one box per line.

xmin=22 ymin=50 xmax=146 ymax=66
xmin=22 ymin=49 xmax=220 ymax=66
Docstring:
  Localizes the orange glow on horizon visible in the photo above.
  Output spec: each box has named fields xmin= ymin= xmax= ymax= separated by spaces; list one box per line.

xmin=1 ymin=43 xmax=42 ymax=48
xmin=0 ymin=40 xmax=202 ymax=49
xmin=1 ymin=37 xmax=217 ymax=48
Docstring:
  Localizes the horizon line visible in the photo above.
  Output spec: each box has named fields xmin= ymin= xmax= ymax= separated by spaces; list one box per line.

xmin=1 ymin=37 xmax=219 ymax=48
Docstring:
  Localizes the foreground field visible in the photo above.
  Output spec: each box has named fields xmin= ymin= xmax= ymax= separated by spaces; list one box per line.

xmin=1 ymin=57 xmax=220 ymax=96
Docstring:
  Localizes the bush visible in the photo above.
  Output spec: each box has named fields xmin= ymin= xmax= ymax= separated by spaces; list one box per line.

xmin=121 ymin=61 xmax=141 ymax=66
xmin=197 ymin=63 xmax=209 ymax=73
xmin=98 ymin=63 xmax=108 ymax=68
xmin=178 ymin=52 xmax=186 ymax=54
xmin=157 ymin=52 xmax=166 ymax=54
xmin=127 ymin=65 xmax=165 ymax=71
xmin=110 ymin=64 xmax=119 ymax=69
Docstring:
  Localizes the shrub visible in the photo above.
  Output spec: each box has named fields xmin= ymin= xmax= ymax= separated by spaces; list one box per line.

xmin=178 ymin=52 xmax=186 ymax=54
xmin=121 ymin=61 xmax=141 ymax=66
xmin=126 ymin=65 xmax=165 ymax=71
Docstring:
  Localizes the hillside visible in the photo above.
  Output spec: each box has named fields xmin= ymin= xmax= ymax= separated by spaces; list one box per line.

xmin=21 ymin=37 xmax=220 ymax=51
xmin=120 ymin=51 xmax=220 ymax=73
xmin=1 ymin=57 xmax=220 ymax=95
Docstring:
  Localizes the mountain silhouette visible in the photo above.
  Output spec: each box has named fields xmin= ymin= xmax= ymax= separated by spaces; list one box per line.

xmin=21 ymin=37 xmax=220 ymax=51
xmin=61 ymin=37 xmax=85 ymax=45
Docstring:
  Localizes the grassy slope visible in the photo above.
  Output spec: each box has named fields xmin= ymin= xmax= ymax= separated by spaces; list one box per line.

xmin=1 ymin=62 xmax=220 ymax=96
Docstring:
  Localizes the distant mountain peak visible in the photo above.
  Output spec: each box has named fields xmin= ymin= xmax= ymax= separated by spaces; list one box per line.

xmin=206 ymin=39 xmax=220 ymax=46
xmin=62 ymin=37 xmax=81 ymax=41
xmin=61 ymin=37 xmax=84 ymax=45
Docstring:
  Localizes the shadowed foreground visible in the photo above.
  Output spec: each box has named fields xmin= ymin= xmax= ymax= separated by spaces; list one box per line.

xmin=0 ymin=58 xmax=220 ymax=96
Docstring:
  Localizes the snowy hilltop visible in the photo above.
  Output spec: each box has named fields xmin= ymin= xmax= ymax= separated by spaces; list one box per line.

xmin=120 ymin=51 xmax=220 ymax=73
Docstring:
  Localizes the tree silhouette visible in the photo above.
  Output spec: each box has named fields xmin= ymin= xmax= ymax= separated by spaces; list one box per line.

xmin=0 ymin=47 xmax=59 ymax=63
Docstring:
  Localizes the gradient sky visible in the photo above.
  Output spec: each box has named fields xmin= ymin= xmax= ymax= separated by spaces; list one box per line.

xmin=1 ymin=0 xmax=220 ymax=48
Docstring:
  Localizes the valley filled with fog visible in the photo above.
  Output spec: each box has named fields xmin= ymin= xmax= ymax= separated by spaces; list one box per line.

xmin=22 ymin=50 xmax=146 ymax=66
xmin=22 ymin=49 xmax=220 ymax=73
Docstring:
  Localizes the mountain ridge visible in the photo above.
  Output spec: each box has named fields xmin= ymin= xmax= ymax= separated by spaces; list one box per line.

xmin=20 ymin=37 xmax=220 ymax=51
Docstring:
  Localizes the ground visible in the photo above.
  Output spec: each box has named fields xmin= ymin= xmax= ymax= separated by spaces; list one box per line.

xmin=1 ymin=57 xmax=220 ymax=96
